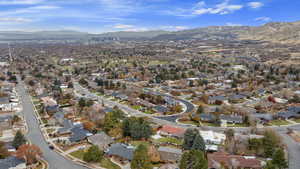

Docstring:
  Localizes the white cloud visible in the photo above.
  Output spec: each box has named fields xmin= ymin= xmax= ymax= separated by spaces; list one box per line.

xmin=248 ymin=2 xmax=264 ymax=9
xmin=113 ymin=24 xmax=134 ymax=29
xmin=0 ymin=5 xmax=60 ymax=16
xmin=255 ymin=16 xmax=271 ymax=22
xmin=226 ymin=22 xmax=242 ymax=26
xmin=161 ymin=25 xmax=189 ymax=31
xmin=0 ymin=17 xmax=32 ymax=23
xmin=166 ymin=0 xmax=243 ymax=17
xmin=0 ymin=0 xmax=44 ymax=5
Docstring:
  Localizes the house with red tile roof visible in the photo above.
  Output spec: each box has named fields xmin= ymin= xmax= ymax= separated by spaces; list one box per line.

xmin=158 ymin=125 xmax=186 ymax=138
xmin=208 ymin=152 xmax=264 ymax=169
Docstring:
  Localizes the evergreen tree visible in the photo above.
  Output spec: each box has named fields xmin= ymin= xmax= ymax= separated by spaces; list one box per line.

xmin=131 ymin=144 xmax=152 ymax=169
xmin=191 ymin=134 xmax=206 ymax=151
xmin=83 ymin=145 xmax=103 ymax=162
xmin=180 ymin=150 xmax=207 ymax=169
xmin=12 ymin=130 xmax=27 ymax=149
xmin=183 ymin=128 xmax=205 ymax=151
xmin=271 ymin=148 xmax=288 ymax=169
xmin=196 ymin=105 xmax=204 ymax=114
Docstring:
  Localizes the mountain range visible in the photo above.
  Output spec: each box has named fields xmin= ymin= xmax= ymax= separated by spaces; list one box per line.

xmin=0 ymin=20 xmax=300 ymax=44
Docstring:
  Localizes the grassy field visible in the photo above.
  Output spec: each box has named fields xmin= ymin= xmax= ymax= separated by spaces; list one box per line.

xmin=156 ymin=137 xmax=183 ymax=145
xmin=70 ymin=149 xmax=85 ymax=160
xmin=268 ymin=120 xmax=291 ymax=126
xmin=292 ymin=118 xmax=300 ymax=123
xmin=70 ymin=150 xmax=120 ymax=169
xmin=132 ymin=105 xmax=142 ymax=110
xmin=178 ymin=120 xmax=199 ymax=126
xmin=130 ymin=140 xmax=150 ymax=147
xmin=226 ymin=123 xmax=249 ymax=127
xmin=99 ymin=158 xmax=121 ymax=169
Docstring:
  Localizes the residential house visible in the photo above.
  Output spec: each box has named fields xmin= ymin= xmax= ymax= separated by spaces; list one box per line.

xmin=0 ymin=97 xmax=17 ymax=112
xmin=158 ymin=125 xmax=186 ymax=138
xmin=158 ymin=146 xmax=183 ymax=162
xmin=219 ymin=114 xmax=243 ymax=124
xmin=208 ymin=96 xmax=227 ymax=105
xmin=0 ymin=156 xmax=26 ymax=169
xmin=199 ymin=113 xmax=217 ymax=123
xmin=164 ymin=96 xmax=178 ymax=106
xmin=208 ymin=152 xmax=264 ymax=169
xmin=87 ymin=132 xmax=113 ymax=150
xmin=228 ymin=94 xmax=246 ymax=103
xmin=199 ymin=130 xmax=226 ymax=145
xmin=159 ymin=163 xmax=179 ymax=169
xmin=106 ymin=143 xmax=135 ymax=162
xmin=153 ymin=105 xmax=169 ymax=114
xmin=69 ymin=124 xmax=93 ymax=143
xmin=251 ymin=113 xmax=273 ymax=123
xmin=276 ymin=111 xmax=300 ymax=120
xmin=0 ymin=115 xmax=12 ymax=130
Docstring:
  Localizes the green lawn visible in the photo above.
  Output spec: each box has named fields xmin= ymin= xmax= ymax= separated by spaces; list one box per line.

xmin=132 ymin=105 xmax=142 ymax=110
xmin=201 ymin=122 xmax=220 ymax=127
xmin=70 ymin=150 xmax=120 ymax=169
xmin=130 ymin=141 xmax=150 ymax=147
xmin=292 ymin=118 xmax=300 ymax=123
xmin=268 ymin=120 xmax=291 ymax=126
xmin=69 ymin=149 xmax=85 ymax=160
xmin=226 ymin=123 xmax=249 ymax=127
xmin=144 ymin=110 xmax=154 ymax=114
xmin=178 ymin=120 xmax=199 ymax=126
xmin=99 ymin=158 xmax=121 ymax=169
xmin=156 ymin=137 xmax=183 ymax=145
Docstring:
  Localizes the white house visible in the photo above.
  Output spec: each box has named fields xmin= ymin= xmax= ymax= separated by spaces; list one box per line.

xmin=199 ymin=130 xmax=226 ymax=145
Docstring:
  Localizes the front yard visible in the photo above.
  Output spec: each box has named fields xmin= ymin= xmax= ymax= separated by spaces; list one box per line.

xmin=155 ymin=137 xmax=183 ymax=145
xmin=69 ymin=149 xmax=121 ymax=169
xmin=267 ymin=120 xmax=291 ymax=126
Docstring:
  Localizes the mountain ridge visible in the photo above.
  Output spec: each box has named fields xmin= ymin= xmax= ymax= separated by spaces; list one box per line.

xmin=0 ymin=20 xmax=299 ymax=43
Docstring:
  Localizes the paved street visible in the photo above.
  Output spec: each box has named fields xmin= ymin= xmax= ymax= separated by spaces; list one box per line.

xmin=279 ymin=132 xmax=300 ymax=169
xmin=17 ymin=80 xmax=88 ymax=169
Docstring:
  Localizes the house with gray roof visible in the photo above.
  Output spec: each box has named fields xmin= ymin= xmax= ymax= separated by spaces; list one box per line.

xmin=0 ymin=156 xmax=26 ymax=169
xmin=88 ymin=132 xmax=113 ymax=150
xmin=158 ymin=146 xmax=182 ymax=162
xmin=220 ymin=114 xmax=243 ymax=124
xmin=106 ymin=143 xmax=135 ymax=161
xmin=69 ymin=124 xmax=92 ymax=143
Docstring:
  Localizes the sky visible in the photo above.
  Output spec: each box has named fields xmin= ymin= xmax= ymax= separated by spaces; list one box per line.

xmin=0 ymin=0 xmax=299 ymax=33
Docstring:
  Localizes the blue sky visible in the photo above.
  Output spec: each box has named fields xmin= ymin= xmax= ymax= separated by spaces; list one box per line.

xmin=0 ymin=0 xmax=299 ymax=33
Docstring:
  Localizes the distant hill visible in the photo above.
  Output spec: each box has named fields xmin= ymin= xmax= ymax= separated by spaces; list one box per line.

xmin=0 ymin=20 xmax=300 ymax=43
xmin=0 ymin=30 xmax=89 ymax=41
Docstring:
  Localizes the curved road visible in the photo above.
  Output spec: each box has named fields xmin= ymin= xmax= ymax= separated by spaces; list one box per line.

xmin=17 ymin=80 xmax=88 ymax=169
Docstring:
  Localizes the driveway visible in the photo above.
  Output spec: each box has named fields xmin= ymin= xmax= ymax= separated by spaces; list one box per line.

xmin=17 ymin=79 xmax=88 ymax=169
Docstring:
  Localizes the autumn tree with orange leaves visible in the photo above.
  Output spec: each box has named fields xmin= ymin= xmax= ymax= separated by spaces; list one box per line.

xmin=16 ymin=144 xmax=42 ymax=165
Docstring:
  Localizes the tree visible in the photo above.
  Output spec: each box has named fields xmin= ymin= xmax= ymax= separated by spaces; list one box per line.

xmin=83 ymin=145 xmax=103 ymax=162
xmin=183 ymin=128 xmax=205 ymax=151
xmin=191 ymin=134 xmax=205 ymax=151
xmin=12 ymin=130 xmax=27 ymax=149
xmin=131 ymin=144 xmax=152 ymax=169
xmin=179 ymin=150 xmax=207 ymax=169
xmin=79 ymin=78 xmax=88 ymax=85
xmin=16 ymin=144 xmax=42 ymax=165
xmin=148 ymin=145 xmax=160 ymax=163
xmin=196 ymin=105 xmax=204 ymax=114
xmin=122 ymin=117 xmax=152 ymax=140
xmin=78 ymin=98 xmax=86 ymax=108
xmin=262 ymin=130 xmax=281 ymax=158
xmin=271 ymin=148 xmax=288 ymax=169
xmin=0 ymin=141 xmax=9 ymax=159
